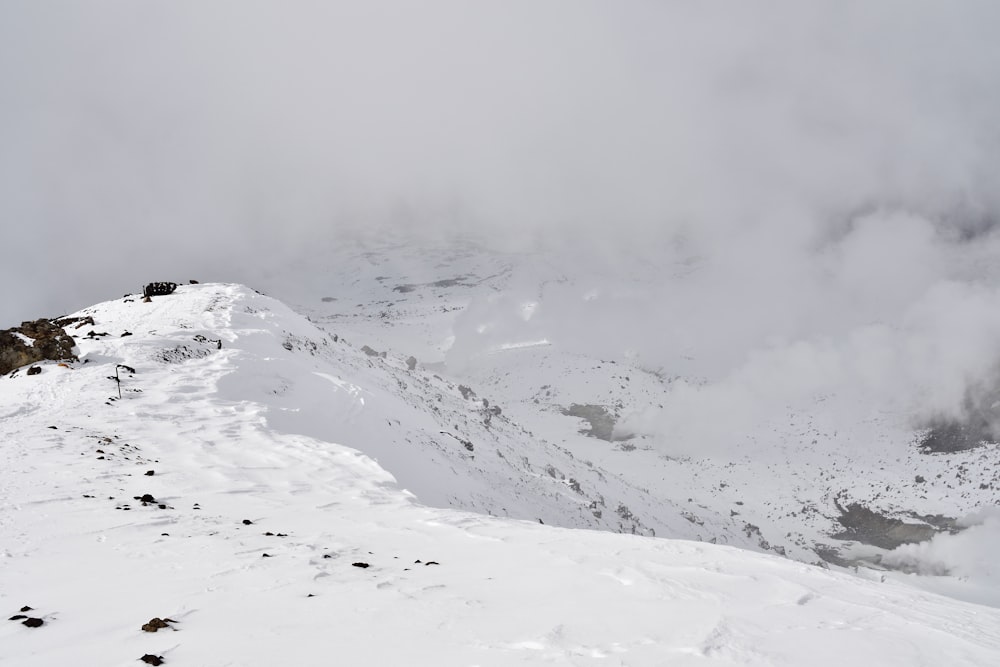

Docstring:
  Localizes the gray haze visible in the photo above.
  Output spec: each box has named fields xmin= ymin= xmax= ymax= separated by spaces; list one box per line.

xmin=4 ymin=1 xmax=1000 ymax=436
xmin=3 ymin=1 xmax=999 ymax=322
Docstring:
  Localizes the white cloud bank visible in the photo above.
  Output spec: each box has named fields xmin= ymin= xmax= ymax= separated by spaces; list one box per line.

xmin=3 ymin=2 xmax=1000 ymax=452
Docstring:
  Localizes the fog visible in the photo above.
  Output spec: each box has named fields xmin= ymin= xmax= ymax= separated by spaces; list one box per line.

xmin=884 ymin=507 xmax=1000 ymax=607
xmin=4 ymin=2 xmax=1000 ymax=446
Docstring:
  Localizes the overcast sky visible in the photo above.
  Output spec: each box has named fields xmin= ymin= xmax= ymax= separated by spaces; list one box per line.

xmin=2 ymin=1 xmax=999 ymax=330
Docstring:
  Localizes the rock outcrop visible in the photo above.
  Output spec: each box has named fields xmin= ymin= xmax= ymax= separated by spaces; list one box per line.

xmin=0 ymin=318 xmax=78 ymax=375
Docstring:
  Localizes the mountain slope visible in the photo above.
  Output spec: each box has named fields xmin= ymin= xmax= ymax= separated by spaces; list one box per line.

xmin=3 ymin=282 xmax=1000 ymax=666
xmin=265 ymin=238 xmax=1000 ymax=584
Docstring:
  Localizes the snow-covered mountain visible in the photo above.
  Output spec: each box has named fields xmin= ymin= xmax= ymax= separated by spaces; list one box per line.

xmin=3 ymin=281 xmax=1000 ymax=666
xmin=261 ymin=236 xmax=1000 ymax=592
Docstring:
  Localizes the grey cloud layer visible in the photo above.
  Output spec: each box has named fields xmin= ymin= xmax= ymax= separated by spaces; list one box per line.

xmin=2 ymin=1 xmax=999 ymax=343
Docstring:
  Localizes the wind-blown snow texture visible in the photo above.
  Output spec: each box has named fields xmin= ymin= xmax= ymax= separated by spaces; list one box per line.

xmin=3 ymin=283 xmax=1000 ymax=665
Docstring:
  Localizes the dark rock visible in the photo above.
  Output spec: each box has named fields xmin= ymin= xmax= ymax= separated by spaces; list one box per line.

xmin=832 ymin=499 xmax=938 ymax=549
xmin=142 ymin=282 xmax=178 ymax=298
xmin=242 ymin=519 xmax=253 ymax=525
xmin=141 ymin=618 xmax=170 ymax=632
xmin=351 ymin=562 xmax=370 ymax=568
xmin=20 ymin=606 xmax=33 ymax=612
xmin=145 ymin=470 xmax=155 ymax=476
xmin=919 ymin=382 xmax=1000 ymax=453
xmin=121 ymin=331 xmax=133 ymax=337
xmin=406 ymin=356 xmax=417 ymax=371
xmin=22 ymin=617 xmax=43 ymax=628
xmin=559 ymin=404 xmax=634 ymax=442
xmin=139 ymin=494 xmax=156 ymax=504
xmin=140 ymin=654 xmax=165 ymax=665
xmin=189 ymin=279 xmax=200 ymax=284
xmin=425 ymin=561 xmax=440 ymax=566
xmin=1 ymin=318 xmax=78 ymax=375
xmin=360 ymin=345 xmax=380 ymax=357
xmin=55 ymin=315 xmax=94 ymax=329
xmin=26 ymin=366 xmax=41 ymax=376
xmin=8 ymin=615 xmax=27 ymax=621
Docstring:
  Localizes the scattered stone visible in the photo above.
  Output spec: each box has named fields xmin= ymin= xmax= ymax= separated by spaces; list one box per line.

xmin=406 ymin=356 xmax=417 ymax=371
xmin=22 ymin=618 xmax=44 ymax=628
xmin=242 ymin=519 xmax=254 ymax=525
xmin=351 ymin=562 xmax=370 ymax=569
xmin=189 ymin=279 xmax=200 ymax=284
xmin=458 ymin=385 xmax=475 ymax=400
xmin=26 ymin=366 xmax=41 ymax=376
xmin=141 ymin=618 xmax=170 ymax=633
xmin=8 ymin=615 xmax=27 ymax=621
xmin=360 ymin=345 xmax=380 ymax=358
xmin=20 ymin=606 xmax=32 ymax=612
xmin=138 ymin=494 xmax=156 ymax=504
xmin=47 ymin=425 xmax=57 ymax=429
xmin=262 ymin=553 xmax=272 ymax=558
xmin=145 ymin=470 xmax=155 ymax=476
xmin=425 ymin=561 xmax=440 ymax=566
xmin=140 ymin=654 xmax=165 ymax=665
xmin=58 ymin=315 xmax=95 ymax=329
xmin=121 ymin=331 xmax=133 ymax=337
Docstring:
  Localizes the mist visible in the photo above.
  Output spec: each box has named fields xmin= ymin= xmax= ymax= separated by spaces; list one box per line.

xmin=3 ymin=1 xmax=1000 ymax=449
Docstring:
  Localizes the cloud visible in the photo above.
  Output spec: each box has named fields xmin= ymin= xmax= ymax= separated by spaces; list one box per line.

xmin=882 ymin=508 xmax=1000 ymax=606
xmin=3 ymin=1 xmax=1000 ymax=431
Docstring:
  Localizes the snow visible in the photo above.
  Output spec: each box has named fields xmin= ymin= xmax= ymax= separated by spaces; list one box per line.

xmin=11 ymin=331 xmax=34 ymax=346
xmin=264 ymin=238 xmax=1000 ymax=580
xmin=3 ymin=282 xmax=1000 ymax=666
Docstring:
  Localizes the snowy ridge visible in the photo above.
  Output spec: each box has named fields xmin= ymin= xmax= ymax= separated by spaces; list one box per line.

xmin=2 ymin=283 xmax=1000 ymax=666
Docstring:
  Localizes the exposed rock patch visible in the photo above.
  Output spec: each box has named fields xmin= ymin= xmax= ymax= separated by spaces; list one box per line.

xmin=831 ymin=499 xmax=945 ymax=550
xmin=919 ymin=383 xmax=1000 ymax=453
xmin=1 ymin=318 xmax=78 ymax=375
xmin=560 ymin=404 xmax=632 ymax=442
